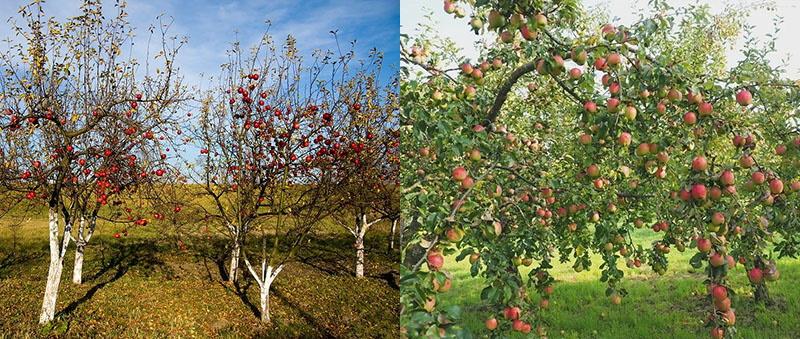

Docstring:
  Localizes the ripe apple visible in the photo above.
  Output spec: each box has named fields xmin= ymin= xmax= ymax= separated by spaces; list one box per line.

xmin=606 ymin=53 xmax=621 ymax=67
xmin=461 ymin=176 xmax=475 ymax=189
xmin=710 ymin=253 xmax=725 ymax=267
xmin=609 ymin=82 xmax=621 ymax=95
xmin=460 ymin=63 xmax=473 ymax=75
xmin=683 ymin=112 xmax=697 ymax=125
xmin=739 ymin=154 xmax=754 ymax=168
xmin=452 ymin=167 xmax=468 ymax=181
xmin=607 ymin=98 xmax=620 ymax=112
xmin=696 ymin=238 xmax=711 ymax=253
xmin=485 ymin=318 xmax=498 ymax=330
xmin=427 ymin=252 xmax=444 ymax=271
xmin=775 ymin=144 xmax=787 ymax=155
xmin=504 ymin=306 xmax=521 ymax=320
xmin=711 ymin=285 xmax=728 ymax=301
xmin=736 ymin=89 xmax=752 ymax=106
xmin=723 ymin=309 xmax=736 ymax=326
xmin=698 ymin=102 xmax=713 ymax=115
xmin=520 ymin=23 xmax=538 ymax=41
xmin=579 ymin=133 xmax=593 ymax=145
xmin=748 ymin=267 xmax=763 ymax=283
xmin=656 ymin=101 xmax=667 ymax=113
xmin=445 ymin=228 xmax=463 ymax=242
xmin=618 ymin=132 xmax=632 ymax=146
xmin=584 ymin=101 xmax=598 ymax=113
xmin=720 ymin=170 xmax=735 ymax=186
xmin=714 ymin=297 xmax=731 ymax=312
xmin=711 ymin=212 xmax=725 ymax=225
xmin=586 ymin=164 xmax=600 ymax=178
xmin=594 ymin=57 xmax=607 ymax=70
xmin=732 ymin=135 xmax=746 ymax=147
xmin=710 ymin=327 xmax=724 ymax=339
xmin=500 ymin=31 xmax=514 ymax=43
xmin=443 ymin=1 xmax=456 ymax=14
xmin=691 ymin=183 xmax=707 ymax=200
xmin=751 ymin=171 xmax=765 ymax=184
xmin=769 ymin=179 xmax=784 ymax=194
xmin=667 ymin=88 xmax=682 ymax=101
xmin=691 ymin=156 xmax=708 ymax=171
xmin=512 ymin=319 xmax=525 ymax=332
xmin=569 ymin=67 xmax=582 ymax=79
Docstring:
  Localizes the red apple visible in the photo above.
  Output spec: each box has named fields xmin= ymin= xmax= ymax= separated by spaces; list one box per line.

xmin=696 ymin=238 xmax=711 ymax=253
xmin=485 ymin=318 xmax=498 ymax=330
xmin=452 ymin=167 xmax=468 ymax=181
xmin=504 ymin=306 xmax=521 ymax=320
xmin=736 ymin=89 xmax=752 ymax=106
xmin=691 ymin=156 xmax=708 ymax=171
xmin=691 ymin=183 xmax=707 ymax=200
xmin=769 ymin=179 xmax=784 ymax=194
xmin=748 ymin=267 xmax=763 ymax=283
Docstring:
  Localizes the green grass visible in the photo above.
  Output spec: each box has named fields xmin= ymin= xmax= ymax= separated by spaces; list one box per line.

xmin=438 ymin=228 xmax=800 ymax=338
xmin=0 ymin=215 xmax=400 ymax=338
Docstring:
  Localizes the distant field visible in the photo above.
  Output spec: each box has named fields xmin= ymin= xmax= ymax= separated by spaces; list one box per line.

xmin=0 ymin=213 xmax=400 ymax=338
xmin=437 ymin=229 xmax=800 ymax=338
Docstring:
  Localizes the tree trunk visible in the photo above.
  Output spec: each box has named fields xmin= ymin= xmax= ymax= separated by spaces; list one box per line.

xmin=389 ymin=218 xmax=397 ymax=251
xmin=39 ymin=207 xmax=70 ymax=324
xmin=258 ymin=265 xmax=282 ymax=323
xmin=755 ymin=283 xmax=772 ymax=305
xmin=355 ymin=234 xmax=365 ymax=278
xmin=229 ymin=239 xmax=241 ymax=283
xmin=260 ymin=279 xmax=272 ymax=323
xmin=72 ymin=217 xmax=87 ymax=284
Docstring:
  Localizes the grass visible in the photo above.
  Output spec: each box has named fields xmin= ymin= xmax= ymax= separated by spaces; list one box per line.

xmin=437 ymin=228 xmax=800 ymax=338
xmin=0 ymin=214 xmax=400 ymax=338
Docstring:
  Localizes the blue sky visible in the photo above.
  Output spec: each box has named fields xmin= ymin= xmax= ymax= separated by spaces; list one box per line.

xmin=0 ymin=0 xmax=399 ymax=87
xmin=401 ymin=0 xmax=800 ymax=79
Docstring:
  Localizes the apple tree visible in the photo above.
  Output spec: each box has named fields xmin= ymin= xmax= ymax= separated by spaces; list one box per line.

xmin=400 ymin=0 xmax=800 ymax=337
xmin=0 ymin=1 xmax=186 ymax=324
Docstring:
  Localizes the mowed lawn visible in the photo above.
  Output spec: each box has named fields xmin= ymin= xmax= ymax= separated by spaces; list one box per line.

xmin=438 ymin=229 xmax=800 ymax=338
xmin=0 ymin=215 xmax=400 ymax=338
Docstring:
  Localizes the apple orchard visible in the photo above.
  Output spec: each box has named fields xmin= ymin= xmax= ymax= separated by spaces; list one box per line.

xmin=0 ymin=0 xmax=398 ymax=331
xmin=401 ymin=0 xmax=800 ymax=338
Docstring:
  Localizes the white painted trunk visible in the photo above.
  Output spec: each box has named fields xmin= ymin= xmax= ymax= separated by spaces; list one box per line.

xmin=260 ymin=280 xmax=272 ymax=323
xmin=72 ymin=244 xmax=84 ymax=284
xmin=72 ymin=217 xmax=87 ymax=284
xmin=229 ymin=240 xmax=240 ymax=283
xmin=355 ymin=235 xmax=365 ymax=278
xmin=39 ymin=207 xmax=66 ymax=324
xmin=389 ymin=219 xmax=397 ymax=250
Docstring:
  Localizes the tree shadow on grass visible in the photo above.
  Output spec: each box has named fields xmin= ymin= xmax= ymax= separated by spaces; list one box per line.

xmin=57 ymin=241 xmax=169 ymax=324
xmin=233 ymin=277 xmax=262 ymax=320
xmin=270 ymin=286 xmax=336 ymax=338
xmin=0 ymin=251 xmax=46 ymax=278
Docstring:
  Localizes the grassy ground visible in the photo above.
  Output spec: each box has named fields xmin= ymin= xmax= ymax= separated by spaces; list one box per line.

xmin=0 ymin=216 xmax=400 ymax=338
xmin=438 ymin=229 xmax=800 ymax=338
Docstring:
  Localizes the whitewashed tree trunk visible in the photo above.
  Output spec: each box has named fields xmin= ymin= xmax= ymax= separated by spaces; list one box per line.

xmin=355 ymin=233 xmax=365 ymax=278
xmin=39 ymin=207 xmax=71 ymax=324
xmin=72 ymin=217 xmax=87 ymax=284
xmin=389 ymin=218 xmax=397 ymax=251
xmin=243 ymin=255 xmax=283 ymax=323
xmin=229 ymin=238 xmax=240 ymax=283
xmin=353 ymin=214 xmax=379 ymax=279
